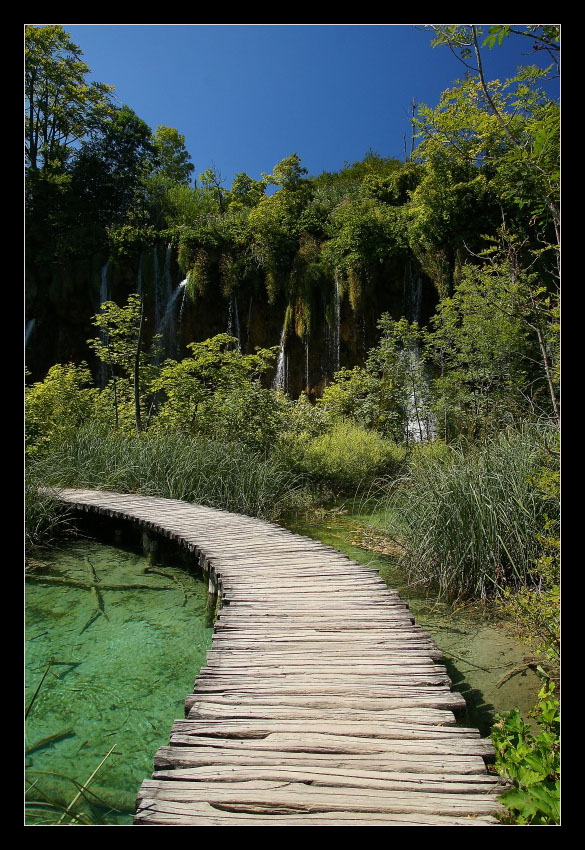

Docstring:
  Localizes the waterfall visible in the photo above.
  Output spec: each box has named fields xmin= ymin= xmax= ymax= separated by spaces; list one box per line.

xmin=305 ymin=336 xmax=309 ymax=392
xmin=334 ymin=276 xmax=341 ymax=373
xmin=100 ymin=260 xmax=109 ymax=306
xmin=159 ymin=280 xmax=187 ymax=355
xmin=323 ymin=319 xmax=331 ymax=381
xmin=227 ymin=295 xmax=241 ymax=351
xmin=178 ymin=280 xmax=187 ymax=325
xmin=164 ymin=243 xmax=173 ymax=303
xmin=233 ymin=296 xmax=241 ymax=351
xmin=98 ymin=261 xmax=110 ymax=387
xmin=403 ymin=262 xmax=435 ymax=442
xmin=246 ymin=296 xmax=253 ymax=352
xmin=25 ymin=318 xmax=35 ymax=347
xmin=273 ymin=316 xmax=287 ymax=392
xmin=137 ymin=255 xmax=143 ymax=297
xmin=153 ymin=247 xmax=162 ymax=333
xmin=325 ymin=277 xmax=341 ymax=380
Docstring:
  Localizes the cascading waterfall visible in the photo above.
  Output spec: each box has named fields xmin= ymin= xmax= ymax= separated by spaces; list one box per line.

xmin=159 ymin=245 xmax=180 ymax=356
xmin=403 ymin=263 xmax=436 ymax=442
xmin=304 ymin=336 xmax=309 ymax=392
xmin=98 ymin=261 xmax=110 ymax=387
xmin=178 ymin=279 xmax=187 ymax=325
xmin=227 ymin=294 xmax=241 ymax=351
xmin=159 ymin=280 xmax=187 ymax=356
xmin=164 ymin=244 xmax=173 ymax=304
xmin=334 ymin=275 xmax=341 ymax=373
xmin=100 ymin=260 xmax=109 ymax=307
xmin=137 ymin=255 xmax=143 ymax=297
xmin=322 ymin=279 xmax=341 ymax=383
xmin=233 ymin=296 xmax=241 ymax=351
xmin=153 ymin=247 xmax=162 ymax=334
xmin=25 ymin=318 xmax=36 ymax=347
xmin=273 ymin=315 xmax=287 ymax=392
xmin=323 ymin=319 xmax=331 ymax=381
xmin=246 ymin=296 xmax=253 ymax=352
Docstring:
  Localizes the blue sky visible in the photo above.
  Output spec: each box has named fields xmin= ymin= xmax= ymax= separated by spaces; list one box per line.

xmin=63 ymin=24 xmax=559 ymax=187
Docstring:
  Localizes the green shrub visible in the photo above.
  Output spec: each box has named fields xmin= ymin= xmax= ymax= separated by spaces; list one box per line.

xmin=295 ymin=420 xmax=407 ymax=494
xmin=491 ymin=680 xmax=560 ymax=825
xmin=408 ymin=437 xmax=450 ymax=468
xmin=25 ymin=363 xmax=99 ymax=456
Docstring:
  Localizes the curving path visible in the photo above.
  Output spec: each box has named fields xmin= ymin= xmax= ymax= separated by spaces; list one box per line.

xmin=53 ymin=489 xmax=507 ymax=826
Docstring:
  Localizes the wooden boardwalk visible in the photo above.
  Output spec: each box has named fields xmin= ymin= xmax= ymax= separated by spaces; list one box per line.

xmin=54 ymin=489 xmax=507 ymax=826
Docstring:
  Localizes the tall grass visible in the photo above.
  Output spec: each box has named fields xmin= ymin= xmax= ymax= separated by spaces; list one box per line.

xmin=25 ymin=463 xmax=75 ymax=553
xmin=31 ymin=423 xmax=305 ymax=523
xmin=381 ymin=427 xmax=557 ymax=600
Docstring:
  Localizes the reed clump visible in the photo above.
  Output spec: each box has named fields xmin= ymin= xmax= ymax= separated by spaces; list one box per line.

xmin=32 ymin=423 xmax=305 ymax=523
xmin=381 ymin=427 xmax=557 ymax=600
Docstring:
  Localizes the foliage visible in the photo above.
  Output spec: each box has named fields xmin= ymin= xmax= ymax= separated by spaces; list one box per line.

xmin=35 ymin=423 xmax=304 ymax=521
xmin=323 ymin=199 xmax=408 ymax=309
xmin=69 ymin=105 xmax=156 ymax=228
xmin=25 ymin=461 xmax=74 ymax=553
xmin=25 ymin=363 xmax=99 ymax=456
xmin=320 ymin=314 xmax=433 ymax=442
xmin=381 ymin=427 xmax=555 ymax=599
xmin=286 ymin=420 xmax=407 ymax=495
xmin=424 ymin=262 xmax=538 ymax=439
xmin=229 ymin=171 xmax=267 ymax=209
xmin=491 ymin=680 xmax=560 ymax=824
xmin=25 ymin=25 xmax=114 ymax=177
xmin=498 ymin=432 xmax=560 ymax=662
xmin=88 ymin=294 xmax=159 ymax=430
xmin=409 ymin=40 xmax=559 ymax=295
xmin=151 ymin=334 xmax=278 ymax=445
xmin=152 ymin=125 xmax=194 ymax=185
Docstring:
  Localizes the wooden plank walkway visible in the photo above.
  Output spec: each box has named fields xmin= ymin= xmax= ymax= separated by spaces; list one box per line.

xmin=53 ymin=489 xmax=507 ymax=826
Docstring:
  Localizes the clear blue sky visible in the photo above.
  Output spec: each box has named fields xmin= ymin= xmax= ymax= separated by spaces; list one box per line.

xmin=63 ymin=24 xmax=558 ymax=187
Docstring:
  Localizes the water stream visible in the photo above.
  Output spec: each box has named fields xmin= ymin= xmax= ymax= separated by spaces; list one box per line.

xmin=273 ymin=315 xmax=287 ymax=392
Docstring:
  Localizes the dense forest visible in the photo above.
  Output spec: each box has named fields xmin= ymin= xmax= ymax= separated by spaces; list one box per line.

xmin=25 ymin=24 xmax=560 ymax=825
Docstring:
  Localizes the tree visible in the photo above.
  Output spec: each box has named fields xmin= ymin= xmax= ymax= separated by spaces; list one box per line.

xmin=423 ymin=252 xmax=558 ymax=439
xmin=151 ymin=335 xmax=278 ymax=448
xmin=25 ymin=25 xmax=113 ymax=178
xmin=199 ymin=164 xmax=227 ymax=213
xmin=70 ymin=105 xmax=156 ymax=226
xmin=229 ymin=172 xmax=267 ymax=209
xmin=422 ymin=24 xmax=560 ymax=244
xmin=152 ymin=125 xmax=194 ymax=184
xmin=88 ymin=295 xmax=160 ymax=430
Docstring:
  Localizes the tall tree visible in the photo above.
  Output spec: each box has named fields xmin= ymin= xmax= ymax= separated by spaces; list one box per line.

xmin=25 ymin=25 xmax=113 ymax=178
xmin=69 ymin=104 xmax=155 ymax=226
xmin=152 ymin=125 xmax=194 ymax=185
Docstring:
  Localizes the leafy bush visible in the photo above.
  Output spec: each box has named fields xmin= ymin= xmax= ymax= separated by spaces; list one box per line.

xmin=491 ymin=680 xmax=560 ymax=825
xmin=290 ymin=420 xmax=407 ymax=494
xmin=25 ymin=363 xmax=99 ymax=456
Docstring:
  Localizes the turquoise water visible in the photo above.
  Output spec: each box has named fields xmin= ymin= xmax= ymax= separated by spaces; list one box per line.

xmin=25 ymin=538 xmax=213 ymax=825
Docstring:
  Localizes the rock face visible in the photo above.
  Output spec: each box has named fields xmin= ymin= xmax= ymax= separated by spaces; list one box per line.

xmin=25 ymin=245 xmax=438 ymax=398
